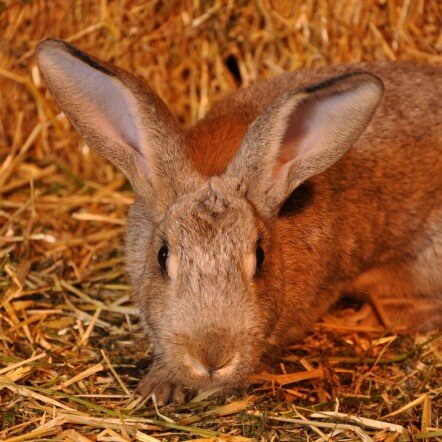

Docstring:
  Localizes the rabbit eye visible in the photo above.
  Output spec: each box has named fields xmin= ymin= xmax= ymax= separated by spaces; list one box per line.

xmin=157 ymin=244 xmax=169 ymax=273
xmin=256 ymin=244 xmax=265 ymax=270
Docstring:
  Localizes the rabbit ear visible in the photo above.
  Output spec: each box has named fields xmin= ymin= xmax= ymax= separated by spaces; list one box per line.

xmin=225 ymin=73 xmax=384 ymax=217
xmin=36 ymin=38 xmax=201 ymax=212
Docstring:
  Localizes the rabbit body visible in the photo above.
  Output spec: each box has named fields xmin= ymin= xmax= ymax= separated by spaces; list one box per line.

xmin=36 ymin=40 xmax=441 ymax=403
xmin=128 ymin=62 xmax=442 ymax=401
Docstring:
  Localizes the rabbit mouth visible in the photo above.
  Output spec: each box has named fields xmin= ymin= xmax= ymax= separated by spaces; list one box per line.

xmin=137 ymin=347 xmax=264 ymax=403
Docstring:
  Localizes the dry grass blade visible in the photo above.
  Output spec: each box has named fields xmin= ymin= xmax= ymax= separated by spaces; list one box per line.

xmin=62 ymin=429 xmax=95 ymax=442
xmin=1 ymin=416 xmax=66 ymax=442
xmin=309 ymin=411 xmax=404 ymax=432
xmin=55 ymin=362 xmax=104 ymax=391
xmin=382 ymin=393 xmax=429 ymax=418
xmin=135 ymin=431 xmax=162 ymax=442
xmin=178 ymin=399 xmax=251 ymax=425
xmin=1 ymin=379 xmax=82 ymax=414
xmin=249 ymin=412 xmax=375 ymax=442
xmin=0 ymin=352 xmax=46 ymax=376
xmin=253 ymin=367 xmax=324 ymax=386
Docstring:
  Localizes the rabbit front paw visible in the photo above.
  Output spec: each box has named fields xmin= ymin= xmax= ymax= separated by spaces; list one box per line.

xmin=136 ymin=366 xmax=186 ymax=405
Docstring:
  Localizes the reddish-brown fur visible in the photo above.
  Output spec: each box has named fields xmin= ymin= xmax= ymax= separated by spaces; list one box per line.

xmin=186 ymin=115 xmax=250 ymax=176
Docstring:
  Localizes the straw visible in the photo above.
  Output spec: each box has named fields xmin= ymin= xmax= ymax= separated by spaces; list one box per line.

xmin=0 ymin=1 xmax=440 ymax=440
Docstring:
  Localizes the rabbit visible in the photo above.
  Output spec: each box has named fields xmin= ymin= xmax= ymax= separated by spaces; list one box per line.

xmin=36 ymin=38 xmax=442 ymax=404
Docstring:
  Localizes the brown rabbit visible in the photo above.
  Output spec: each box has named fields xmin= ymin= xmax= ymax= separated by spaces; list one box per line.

xmin=36 ymin=38 xmax=442 ymax=404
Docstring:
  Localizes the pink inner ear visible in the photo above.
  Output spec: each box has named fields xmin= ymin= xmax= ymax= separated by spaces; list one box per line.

xmin=271 ymin=100 xmax=313 ymax=184
xmin=270 ymin=87 xmax=364 ymax=186
xmin=40 ymin=45 xmax=141 ymax=152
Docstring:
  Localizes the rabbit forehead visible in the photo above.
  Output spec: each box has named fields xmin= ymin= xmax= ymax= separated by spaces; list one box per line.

xmin=164 ymin=183 xmax=259 ymax=252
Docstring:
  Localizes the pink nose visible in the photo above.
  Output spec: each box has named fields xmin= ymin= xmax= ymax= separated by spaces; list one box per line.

xmin=184 ymin=329 xmax=237 ymax=376
xmin=184 ymin=352 xmax=236 ymax=377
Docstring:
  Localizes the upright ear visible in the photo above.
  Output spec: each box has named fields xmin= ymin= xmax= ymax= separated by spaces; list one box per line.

xmin=225 ymin=73 xmax=384 ymax=217
xmin=36 ymin=38 xmax=201 ymax=213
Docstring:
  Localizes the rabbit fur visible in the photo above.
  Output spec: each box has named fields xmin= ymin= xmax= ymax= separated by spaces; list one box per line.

xmin=36 ymin=38 xmax=442 ymax=403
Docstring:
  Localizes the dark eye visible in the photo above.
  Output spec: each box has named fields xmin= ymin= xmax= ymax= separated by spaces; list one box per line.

xmin=157 ymin=244 xmax=169 ymax=273
xmin=256 ymin=244 xmax=265 ymax=270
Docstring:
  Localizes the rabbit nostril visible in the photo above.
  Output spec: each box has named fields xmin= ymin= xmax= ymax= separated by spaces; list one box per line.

xmin=214 ymin=353 xmax=239 ymax=376
xmin=184 ymin=354 xmax=209 ymax=376
xmin=216 ymin=354 xmax=235 ymax=370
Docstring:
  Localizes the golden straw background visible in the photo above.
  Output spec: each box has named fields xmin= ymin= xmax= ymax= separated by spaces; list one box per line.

xmin=0 ymin=1 xmax=441 ymax=440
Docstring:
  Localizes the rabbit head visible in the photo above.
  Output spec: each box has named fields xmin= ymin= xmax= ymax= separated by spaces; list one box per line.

xmin=36 ymin=39 xmax=383 ymax=398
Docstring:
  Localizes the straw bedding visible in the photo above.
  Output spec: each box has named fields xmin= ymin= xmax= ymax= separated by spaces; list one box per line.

xmin=0 ymin=1 xmax=441 ymax=440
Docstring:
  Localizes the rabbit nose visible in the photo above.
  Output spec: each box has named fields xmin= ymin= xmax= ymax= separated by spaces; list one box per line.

xmin=184 ymin=330 xmax=238 ymax=377
xmin=184 ymin=352 xmax=237 ymax=377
